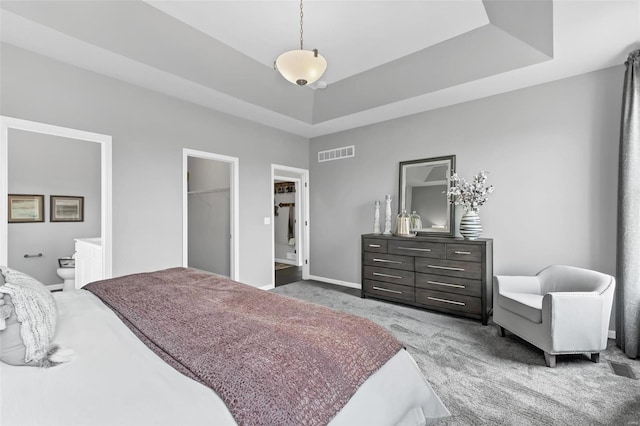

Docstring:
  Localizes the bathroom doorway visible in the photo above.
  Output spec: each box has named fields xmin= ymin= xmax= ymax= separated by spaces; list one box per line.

xmin=271 ymin=164 xmax=309 ymax=287
xmin=183 ymin=149 xmax=238 ymax=279
xmin=0 ymin=117 xmax=113 ymax=289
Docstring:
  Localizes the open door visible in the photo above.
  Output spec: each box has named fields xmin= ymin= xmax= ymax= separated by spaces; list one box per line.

xmin=271 ymin=164 xmax=309 ymax=287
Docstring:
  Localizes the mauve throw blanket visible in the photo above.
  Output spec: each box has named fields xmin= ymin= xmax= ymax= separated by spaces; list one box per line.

xmin=85 ymin=268 xmax=403 ymax=426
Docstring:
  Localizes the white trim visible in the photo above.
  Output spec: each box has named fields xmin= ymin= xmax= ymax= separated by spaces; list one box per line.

xmin=259 ymin=284 xmax=276 ymax=291
xmin=271 ymin=165 xmax=310 ymax=287
xmin=308 ymin=274 xmax=362 ymax=290
xmin=608 ymin=330 xmax=616 ymax=340
xmin=274 ymin=258 xmax=296 ymax=266
xmin=0 ymin=116 xmax=113 ymax=280
xmin=274 ymin=174 xmax=302 ymax=267
xmin=183 ymin=149 xmax=239 ymax=281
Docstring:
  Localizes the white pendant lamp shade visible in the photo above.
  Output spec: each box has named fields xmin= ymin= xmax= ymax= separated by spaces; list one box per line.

xmin=275 ymin=0 xmax=327 ymax=86
xmin=275 ymin=49 xmax=327 ymax=86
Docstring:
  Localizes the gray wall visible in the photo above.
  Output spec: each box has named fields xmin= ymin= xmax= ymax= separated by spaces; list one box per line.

xmin=8 ymin=130 xmax=101 ymax=285
xmin=309 ymin=66 xmax=622 ymax=287
xmin=187 ymin=157 xmax=230 ymax=277
xmin=1 ymin=44 xmax=309 ymax=287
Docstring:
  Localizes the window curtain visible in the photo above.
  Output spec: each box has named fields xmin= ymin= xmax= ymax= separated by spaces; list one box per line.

xmin=616 ymin=49 xmax=640 ymax=359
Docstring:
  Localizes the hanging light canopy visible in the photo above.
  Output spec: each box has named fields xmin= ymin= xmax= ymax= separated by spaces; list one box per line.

xmin=274 ymin=0 xmax=327 ymax=86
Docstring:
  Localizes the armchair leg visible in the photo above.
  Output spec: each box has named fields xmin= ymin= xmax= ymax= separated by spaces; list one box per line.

xmin=498 ymin=326 xmax=505 ymax=337
xmin=591 ymin=353 xmax=600 ymax=363
xmin=544 ymin=352 xmax=556 ymax=368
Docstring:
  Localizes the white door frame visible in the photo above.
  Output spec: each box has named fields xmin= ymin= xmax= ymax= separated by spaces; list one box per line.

xmin=273 ymin=175 xmax=302 ymax=266
xmin=271 ymin=164 xmax=310 ymax=287
xmin=0 ymin=116 xmax=113 ymax=279
xmin=182 ymin=148 xmax=239 ymax=281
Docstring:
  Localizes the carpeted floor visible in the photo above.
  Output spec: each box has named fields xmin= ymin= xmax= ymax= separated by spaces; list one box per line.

xmin=272 ymin=280 xmax=640 ymax=425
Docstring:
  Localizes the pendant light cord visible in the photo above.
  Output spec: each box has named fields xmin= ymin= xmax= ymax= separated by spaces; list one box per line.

xmin=299 ymin=0 xmax=304 ymax=50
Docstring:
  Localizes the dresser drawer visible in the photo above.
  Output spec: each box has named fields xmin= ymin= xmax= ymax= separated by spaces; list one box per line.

xmin=415 ymin=257 xmax=482 ymax=279
xmin=363 ymin=238 xmax=387 ymax=253
xmin=415 ymin=288 xmax=481 ymax=315
xmin=415 ymin=273 xmax=481 ymax=297
xmin=363 ymin=252 xmax=414 ymax=271
xmin=446 ymin=244 xmax=482 ymax=262
xmin=363 ymin=266 xmax=414 ymax=287
xmin=363 ymin=279 xmax=414 ymax=303
xmin=388 ymin=240 xmax=445 ymax=258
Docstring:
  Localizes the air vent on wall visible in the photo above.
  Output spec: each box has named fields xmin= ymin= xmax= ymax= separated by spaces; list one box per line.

xmin=318 ymin=145 xmax=355 ymax=163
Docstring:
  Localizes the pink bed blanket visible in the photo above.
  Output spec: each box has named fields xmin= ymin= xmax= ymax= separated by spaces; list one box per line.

xmin=85 ymin=268 xmax=402 ymax=426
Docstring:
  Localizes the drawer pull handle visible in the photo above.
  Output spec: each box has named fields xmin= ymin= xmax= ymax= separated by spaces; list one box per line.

xmin=427 ymin=296 xmax=465 ymax=306
xmin=427 ymin=280 xmax=465 ymax=289
xmin=372 ymin=286 xmax=402 ymax=295
xmin=427 ymin=265 xmax=465 ymax=272
xmin=368 ymin=244 xmax=381 ymax=248
xmin=398 ymin=247 xmax=432 ymax=252
xmin=372 ymin=272 xmax=403 ymax=279
xmin=373 ymin=258 xmax=402 ymax=264
xmin=454 ymin=251 xmax=472 ymax=255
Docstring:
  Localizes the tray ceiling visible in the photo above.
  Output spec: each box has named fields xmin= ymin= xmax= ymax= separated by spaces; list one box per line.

xmin=1 ymin=1 xmax=639 ymax=137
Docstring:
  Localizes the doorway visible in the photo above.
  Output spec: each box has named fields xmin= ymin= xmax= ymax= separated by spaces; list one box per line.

xmin=271 ymin=164 xmax=309 ymax=287
xmin=0 ymin=116 xmax=113 ymax=286
xmin=182 ymin=149 xmax=239 ymax=280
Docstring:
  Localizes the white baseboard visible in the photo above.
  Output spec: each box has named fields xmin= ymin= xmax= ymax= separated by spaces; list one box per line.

xmin=308 ymin=275 xmax=361 ymax=290
xmin=608 ymin=330 xmax=616 ymax=339
xmin=47 ymin=283 xmax=64 ymax=292
xmin=259 ymin=284 xmax=275 ymax=291
xmin=274 ymin=258 xmax=296 ymax=265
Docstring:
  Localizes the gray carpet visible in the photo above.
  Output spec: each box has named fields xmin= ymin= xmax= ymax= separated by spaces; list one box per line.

xmin=272 ymin=280 xmax=640 ymax=425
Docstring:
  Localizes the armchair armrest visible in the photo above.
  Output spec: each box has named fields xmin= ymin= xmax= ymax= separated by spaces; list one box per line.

xmin=542 ymin=292 xmax=608 ymax=353
xmin=494 ymin=275 xmax=542 ymax=295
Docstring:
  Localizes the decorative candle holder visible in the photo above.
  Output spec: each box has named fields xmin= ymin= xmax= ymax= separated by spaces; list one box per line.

xmin=373 ymin=200 xmax=381 ymax=234
xmin=383 ymin=195 xmax=392 ymax=235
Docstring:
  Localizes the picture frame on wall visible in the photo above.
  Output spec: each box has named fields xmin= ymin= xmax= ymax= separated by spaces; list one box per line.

xmin=8 ymin=194 xmax=45 ymax=223
xmin=50 ymin=195 xmax=84 ymax=222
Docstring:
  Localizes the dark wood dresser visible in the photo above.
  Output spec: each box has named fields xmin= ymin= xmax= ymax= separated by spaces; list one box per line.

xmin=361 ymin=234 xmax=493 ymax=325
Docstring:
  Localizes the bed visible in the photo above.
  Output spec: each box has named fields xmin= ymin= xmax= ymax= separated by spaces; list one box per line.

xmin=0 ymin=267 xmax=449 ymax=425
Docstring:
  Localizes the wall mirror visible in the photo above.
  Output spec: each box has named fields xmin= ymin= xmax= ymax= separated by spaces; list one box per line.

xmin=398 ymin=155 xmax=455 ymax=237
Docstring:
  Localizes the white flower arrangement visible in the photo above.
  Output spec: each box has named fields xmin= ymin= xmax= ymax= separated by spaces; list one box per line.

xmin=447 ymin=171 xmax=495 ymax=212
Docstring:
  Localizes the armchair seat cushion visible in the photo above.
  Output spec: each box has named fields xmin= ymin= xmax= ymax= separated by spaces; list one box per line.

xmin=497 ymin=292 xmax=543 ymax=324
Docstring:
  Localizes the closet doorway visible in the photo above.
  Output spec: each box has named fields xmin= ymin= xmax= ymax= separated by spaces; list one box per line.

xmin=182 ymin=149 xmax=239 ymax=280
xmin=271 ymin=164 xmax=309 ymax=287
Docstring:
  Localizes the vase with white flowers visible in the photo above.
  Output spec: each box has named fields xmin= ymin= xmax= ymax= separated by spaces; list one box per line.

xmin=447 ymin=171 xmax=495 ymax=239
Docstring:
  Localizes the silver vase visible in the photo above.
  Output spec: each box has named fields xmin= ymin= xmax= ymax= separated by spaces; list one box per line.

xmin=460 ymin=210 xmax=482 ymax=240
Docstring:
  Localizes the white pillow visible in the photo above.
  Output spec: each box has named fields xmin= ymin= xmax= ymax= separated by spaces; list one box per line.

xmin=0 ymin=267 xmax=58 ymax=366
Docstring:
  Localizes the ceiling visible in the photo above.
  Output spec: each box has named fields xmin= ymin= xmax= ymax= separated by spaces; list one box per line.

xmin=1 ymin=1 xmax=639 ymax=138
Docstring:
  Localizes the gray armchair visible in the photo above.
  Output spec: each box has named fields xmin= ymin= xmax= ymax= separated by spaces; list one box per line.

xmin=493 ymin=265 xmax=615 ymax=367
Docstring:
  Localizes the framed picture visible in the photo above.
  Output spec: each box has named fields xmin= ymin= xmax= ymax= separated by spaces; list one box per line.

xmin=8 ymin=194 xmax=45 ymax=223
xmin=50 ymin=195 xmax=84 ymax=222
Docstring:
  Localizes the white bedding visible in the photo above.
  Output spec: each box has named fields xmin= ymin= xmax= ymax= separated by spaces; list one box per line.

xmin=0 ymin=290 xmax=449 ymax=426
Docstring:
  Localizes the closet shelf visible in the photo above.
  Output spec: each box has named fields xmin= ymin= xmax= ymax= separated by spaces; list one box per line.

xmin=188 ymin=188 xmax=230 ymax=195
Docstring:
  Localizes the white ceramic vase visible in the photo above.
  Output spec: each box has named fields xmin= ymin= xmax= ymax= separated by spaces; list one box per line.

xmin=460 ymin=210 xmax=482 ymax=240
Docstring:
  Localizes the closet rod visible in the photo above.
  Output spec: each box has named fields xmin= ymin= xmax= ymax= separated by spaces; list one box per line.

xmin=188 ymin=188 xmax=230 ymax=195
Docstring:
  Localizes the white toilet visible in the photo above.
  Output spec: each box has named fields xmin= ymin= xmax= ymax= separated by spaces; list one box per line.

xmin=57 ymin=255 xmax=76 ymax=291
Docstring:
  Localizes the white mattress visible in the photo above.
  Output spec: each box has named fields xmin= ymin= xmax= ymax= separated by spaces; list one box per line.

xmin=0 ymin=290 xmax=449 ymax=426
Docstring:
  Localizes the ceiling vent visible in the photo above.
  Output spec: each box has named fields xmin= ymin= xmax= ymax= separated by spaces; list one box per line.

xmin=318 ymin=145 xmax=355 ymax=163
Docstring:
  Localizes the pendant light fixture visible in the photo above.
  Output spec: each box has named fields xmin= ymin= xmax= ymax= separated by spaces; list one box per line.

xmin=274 ymin=0 xmax=327 ymax=86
